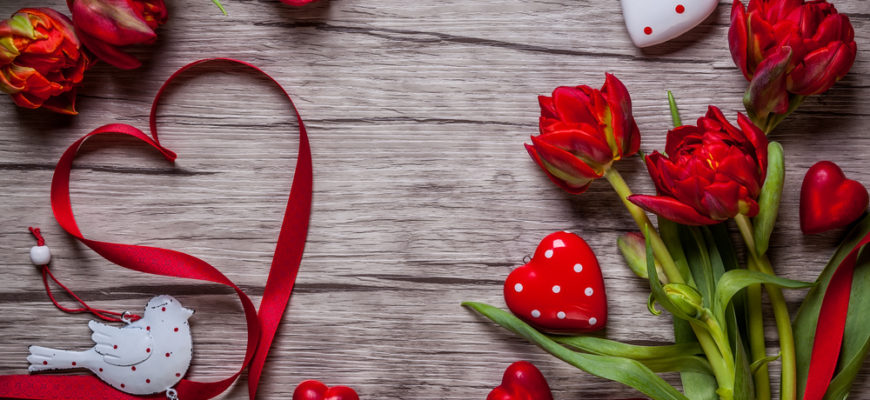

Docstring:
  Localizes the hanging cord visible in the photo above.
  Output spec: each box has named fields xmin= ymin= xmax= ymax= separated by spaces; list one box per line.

xmin=28 ymin=227 xmax=141 ymax=323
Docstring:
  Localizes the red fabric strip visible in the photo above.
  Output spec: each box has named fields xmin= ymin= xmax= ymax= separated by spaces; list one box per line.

xmin=0 ymin=59 xmax=312 ymax=400
xmin=802 ymin=230 xmax=870 ymax=400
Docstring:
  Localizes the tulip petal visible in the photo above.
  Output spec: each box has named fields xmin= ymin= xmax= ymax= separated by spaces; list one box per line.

xmin=665 ymin=125 xmax=702 ymax=157
xmin=537 ymin=127 xmax=614 ymax=168
xmin=736 ymin=112 xmax=768 ymax=171
xmin=701 ymin=181 xmax=742 ymax=220
xmin=530 ymin=135 xmax=603 ymax=180
xmin=525 ymin=143 xmax=592 ymax=194
xmin=787 ymin=40 xmax=856 ymax=95
xmin=601 ymin=73 xmax=637 ymax=156
xmin=76 ymin=28 xmax=141 ymax=69
xmin=745 ymin=45 xmax=792 ymax=119
xmin=538 ymin=95 xmax=558 ymax=119
xmin=628 ymin=195 xmax=720 ymax=226
xmin=551 ymin=86 xmax=597 ymax=126
xmin=729 ymin=0 xmax=752 ymax=80
xmin=70 ymin=0 xmax=156 ymax=46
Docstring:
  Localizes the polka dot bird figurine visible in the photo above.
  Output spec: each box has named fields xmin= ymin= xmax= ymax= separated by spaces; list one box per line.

xmin=27 ymin=295 xmax=194 ymax=395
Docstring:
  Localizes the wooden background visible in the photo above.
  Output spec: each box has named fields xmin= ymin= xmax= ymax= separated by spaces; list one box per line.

xmin=0 ymin=0 xmax=867 ymax=398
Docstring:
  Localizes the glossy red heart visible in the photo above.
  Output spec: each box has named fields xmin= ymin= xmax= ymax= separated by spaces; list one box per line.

xmin=800 ymin=161 xmax=869 ymax=234
xmin=486 ymin=361 xmax=553 ymax=400
xmin=504 ymin=231 xmax=607 ymax=334
xmin=292 ymin=380 xmax=359 ymax=400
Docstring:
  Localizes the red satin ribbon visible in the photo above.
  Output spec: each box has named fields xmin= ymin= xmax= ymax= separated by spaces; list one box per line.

xmin=803 ymin=230 xmax=870 ymax=400
xmin=0 ymin=58 xmax=312 ymax=400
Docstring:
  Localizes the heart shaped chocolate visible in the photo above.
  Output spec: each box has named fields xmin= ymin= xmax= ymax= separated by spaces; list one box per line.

xmin=293 ymin=380 xmax=359 ymax=400
xmin=504 ymin=231 xmax=607 ymax=334
xmin=620 ymin=0 xmax=717 ymax=47
xmin=486 ymin=361 xmax=553 ymax=400
xmin=800 ymin=161 xmax=869 ymax=234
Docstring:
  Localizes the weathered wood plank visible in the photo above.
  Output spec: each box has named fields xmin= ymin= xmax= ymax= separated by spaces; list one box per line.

xmin=0 ymin=0 xmax=867 ymax=398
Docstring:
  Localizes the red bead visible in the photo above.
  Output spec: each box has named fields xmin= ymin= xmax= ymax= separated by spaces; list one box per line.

xmin=675 ymin=4 xmax=685 ymax=13
xmin=644 ymin=26 xmax=653 ymax=35
xmin=176 ymin=373 xmax=181 ymax=377
xmin=131 ymin=366 xmax=136 ymax=371
xmin=146 ymin=379 xmax=151 ymax=384
xmin=162 ymin=307 xmax=166 ymax=312
xmin=146 ymin=326 xmax=150 ymax=331
xmin=42 ymin=361 xmax=47 ymax=365
xmin=113 ymin=345 xmax=118 ymax=349
xmin=146 ymin=348 xmax=151 ymax=353
xmin=99 ymin=368 xmax=103 ymax=372
xmin=174 ymin=327 xmax=179 ymax=332
xmin=71 ymin=362 xmax=76 ymax=366
xmin=121 ymin=384 xmax=125 ymax=389
xmin=165 ymin=353 xmax=170 ymax=357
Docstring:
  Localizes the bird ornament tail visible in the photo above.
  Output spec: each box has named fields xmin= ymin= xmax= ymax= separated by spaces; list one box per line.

xmin=27 ymin=346 xmax=95 ymax=372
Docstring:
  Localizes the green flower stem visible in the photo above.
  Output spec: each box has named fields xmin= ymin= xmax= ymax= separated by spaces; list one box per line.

xmin=737 ymin=214 xmax=773 ymax=399
xmin=606 ymin=167 xmax=736 ymax=398
xmin=605 ymin=168 xmax=684 ymax=284
xmin=735 ymin=214 xmax=796 ymax=400
xmin=746 ymin=274 xmax=771 ymax=400
xmin=692 ymin=320 xmax=734 ymax=398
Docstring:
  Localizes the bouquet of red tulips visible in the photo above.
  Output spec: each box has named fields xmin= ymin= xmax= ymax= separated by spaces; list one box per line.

xmin=464 ymin=0 xmax=866 ymax=399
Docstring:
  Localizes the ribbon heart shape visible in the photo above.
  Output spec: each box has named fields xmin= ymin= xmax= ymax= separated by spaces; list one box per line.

xmin=800 ymin=161 xmax=869 ymax=234
xmin=0 ymin=58 xmax=312 ymax=400
xmin=486 ymin=361 xmax=553 ymax=400
xmin=292 ymin=380 xmax=359 ymax=400
xmin=504 ymin=231 xmax=607 ymax=334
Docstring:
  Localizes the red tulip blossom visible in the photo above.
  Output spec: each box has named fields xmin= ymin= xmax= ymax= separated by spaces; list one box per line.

xmin=729 ymin=0 xmax=856 ymax=118
xmin=0 ymin=8 xmax=89 ymax=115
xmin=281 ymin=0 xmax=319 ymax=5
xmin=629 ymin=106 xmax=768 ymax=225
xmin=67 ymin=0 xmax=168 ymax=69
xmin=525 ymin=74 xmax=641 ymax=194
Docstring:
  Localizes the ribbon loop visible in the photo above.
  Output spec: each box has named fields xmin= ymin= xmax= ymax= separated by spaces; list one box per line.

xmin=0 ymin=58 xmax=312 ymax=400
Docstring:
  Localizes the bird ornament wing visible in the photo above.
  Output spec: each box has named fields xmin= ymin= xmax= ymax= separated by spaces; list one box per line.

xmin=89 ymin=320 xmax=153 ymax=366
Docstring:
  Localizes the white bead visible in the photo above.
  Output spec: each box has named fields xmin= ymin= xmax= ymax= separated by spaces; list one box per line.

xmin=30 ymin=245 xmax=51 ymax=265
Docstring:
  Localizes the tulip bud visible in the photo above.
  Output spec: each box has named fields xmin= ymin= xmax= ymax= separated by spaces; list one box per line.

xmin=525 ymin=74 xmax=641 ymax=194
xmin=663 ymin=283 xmax=705 ymax=320
xmin=0 ymin=8 xmax=89 ymax=114
xmin=617 ymin=232 xmax=667 ymax=283
xmin=68 ymin=0 xmax=167 ymax=69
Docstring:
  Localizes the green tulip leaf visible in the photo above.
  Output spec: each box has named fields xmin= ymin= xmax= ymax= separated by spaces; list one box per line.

xmin=462 ymin=302 xmax=688 ymax=400
xmin=212 ymin=0 xmax=228 ymax=15
xmin=668 ymin=91 xmax=682 ymax=127
xmin=794 ymin=213 xmax=870 ymax=399
xmin=674 ymin=318 xmax=718 ymax=400
xmin=750 ymin=352 xmax=781 ymax=375
xmin=714 ymin=269 xmax=811 ymax=324
xmin=659 ymin=219 xmax=693 ymax=284
xmin=552 ymin=335 xmax=702 ymax=360
xmin=754 ymin=141 xmax=784 ymax=256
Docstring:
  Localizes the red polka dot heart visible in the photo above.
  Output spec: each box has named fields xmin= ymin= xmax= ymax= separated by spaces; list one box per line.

xmin=503 ymin=231 xmax=607 ymax=334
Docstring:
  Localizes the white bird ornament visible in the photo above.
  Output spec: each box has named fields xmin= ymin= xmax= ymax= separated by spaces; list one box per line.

xmin=27 ymin=295 xmax=194 ymax=396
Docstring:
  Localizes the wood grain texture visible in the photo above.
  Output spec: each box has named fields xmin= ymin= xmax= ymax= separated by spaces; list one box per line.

xmin=0 ymin=0 xmax=868 ymax=398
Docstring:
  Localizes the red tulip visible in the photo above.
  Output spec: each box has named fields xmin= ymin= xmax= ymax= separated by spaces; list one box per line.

xmin=67 ymin=0 xmax=167 ymax=69
xmin=729 ymin=0 xmax=856 ymax=118
xmin=0 ymin=8 xmax=89 ymax=115
xmin=629 ymin=106 xmax=768 ymax=225
xmin=525 ymin=74 xmax=641 ymax=194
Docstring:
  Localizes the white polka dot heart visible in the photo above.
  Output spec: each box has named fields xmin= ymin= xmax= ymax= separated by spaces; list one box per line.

xmin=619 ymin=0 xmax=717 ymax=48
xmin=503 ymin=231 xmax=607 ymax=334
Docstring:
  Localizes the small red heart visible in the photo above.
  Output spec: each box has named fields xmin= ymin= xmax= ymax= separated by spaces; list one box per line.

xmin=800 ymin=161 xmax=869 ymax=234
xmin=292 ymin=380 xmax=359 ymax=400
xmin=486 ymin=361 xmax=553 ymax=400
xmin=504 ymin=231 xmax=607 ymax=334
